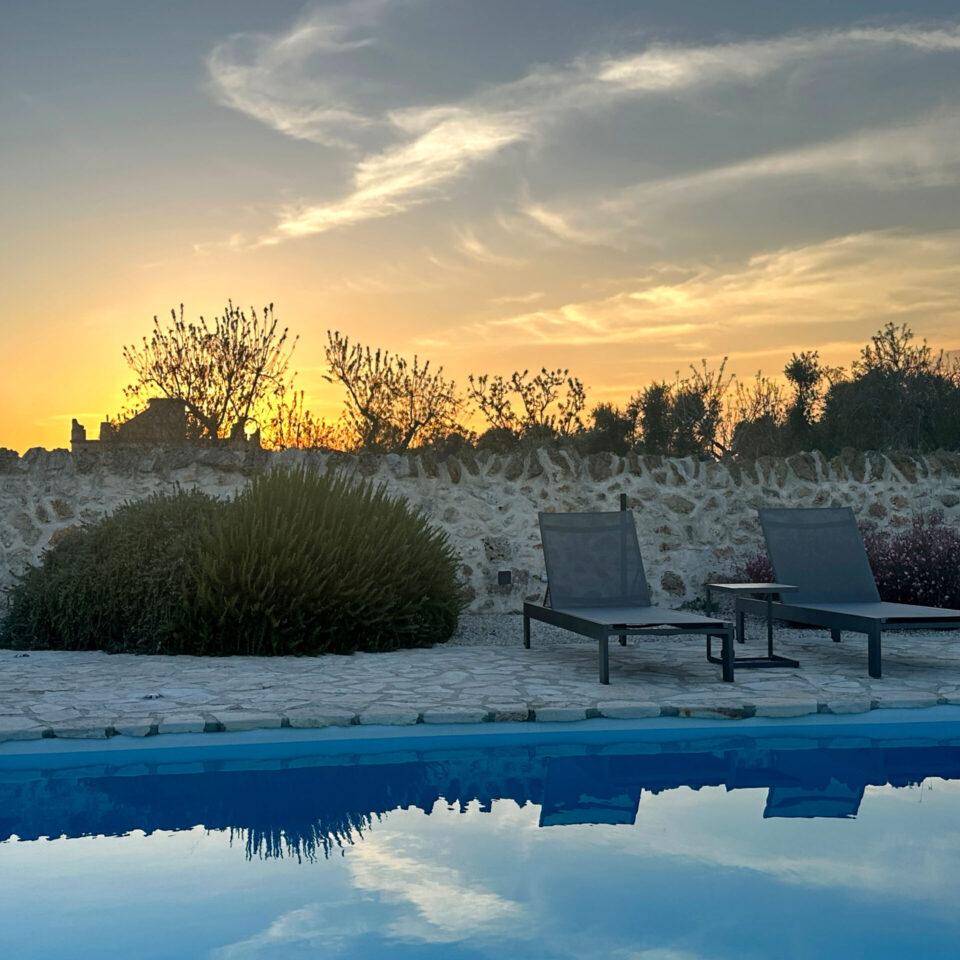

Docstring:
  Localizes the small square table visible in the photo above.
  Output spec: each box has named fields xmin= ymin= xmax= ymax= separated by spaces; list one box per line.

xmin=704 ymin=582 xmax=800 ymax=668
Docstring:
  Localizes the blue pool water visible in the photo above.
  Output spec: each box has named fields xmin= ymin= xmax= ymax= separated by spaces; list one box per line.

xmin=2 ymin=710 xmax=960 ymax=959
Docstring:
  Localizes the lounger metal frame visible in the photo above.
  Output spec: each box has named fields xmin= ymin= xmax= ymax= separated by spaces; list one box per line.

xmin=733 ymin=597 xmax=960 ymax=678
xmin=523 ymin=602 xmax=735 ymax=683
xmin=738 ymin=506 xmax=960 ymax=678
xmin=523 ymin=507 xmax=734 ymax=684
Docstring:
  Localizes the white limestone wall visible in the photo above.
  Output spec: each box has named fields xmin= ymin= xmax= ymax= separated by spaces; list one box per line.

xmin=1 ymin=445 xmax=959 ymax=612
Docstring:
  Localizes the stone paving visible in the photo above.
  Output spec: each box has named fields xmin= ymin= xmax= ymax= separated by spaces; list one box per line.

xmin=3 ymin=614 xmax=960 ymax=743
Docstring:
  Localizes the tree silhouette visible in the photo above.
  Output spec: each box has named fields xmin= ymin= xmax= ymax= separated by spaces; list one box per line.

xmin=119 ymin=303 xmax=295 ymax=440
xmin=324 ymin=331 xmax=464 ymax=451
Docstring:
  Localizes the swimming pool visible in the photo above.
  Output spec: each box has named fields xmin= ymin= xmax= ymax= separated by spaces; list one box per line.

xmin=2 ymin=710 xmax=959 ymax=959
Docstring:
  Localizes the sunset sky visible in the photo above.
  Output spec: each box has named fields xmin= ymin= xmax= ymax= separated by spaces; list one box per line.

xmin=2 ymin=0 xmax=960 ymax=452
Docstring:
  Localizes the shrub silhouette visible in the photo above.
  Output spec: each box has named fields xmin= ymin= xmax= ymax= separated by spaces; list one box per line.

xmin=1 ymin=470 xmax=464 ymax=655
xmin=190 ymin=468 xmax=463 ymax=655
xmin=0 ymin=490 xmax=219 ymax=652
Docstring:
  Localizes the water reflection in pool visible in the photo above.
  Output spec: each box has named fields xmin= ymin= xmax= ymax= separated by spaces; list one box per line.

xmin=1 ymin=723 xmax=959 ymax=959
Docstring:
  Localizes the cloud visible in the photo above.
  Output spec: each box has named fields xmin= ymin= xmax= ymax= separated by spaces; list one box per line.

xmin=347 ymin=828 xmax=527 ymax=942
xmin=206 ymin=0 xmax=393 ymax=146
xmin=603 ymin=110 xmax=960 ymax=219
xmin=273 ymin=108 xmax=530 ymax=237
xmin=453 ymin=225 xmax=526 ymax=266
xmin=594 ymin=25 xmax=960 ymax=93
xmin=430 ymin=229 xmax=960 ymax=352
xmin=204 ymin=11 xmax=960 ymax=246
xmin=513 ymin=110 xmax=960 ymax=248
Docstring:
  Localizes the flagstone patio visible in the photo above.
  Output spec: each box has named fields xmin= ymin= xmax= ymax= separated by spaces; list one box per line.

xmin=2 ymin=615 xmax=960 ymax=742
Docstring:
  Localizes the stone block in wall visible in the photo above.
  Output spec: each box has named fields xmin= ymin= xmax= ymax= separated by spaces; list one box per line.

xmin=0 ymin=448 xmax=21 ymax=473
xmin=866 ymin=451 xmax=886 ymax=481
xmin=942 ymin=493 xmax=960 ymax=508
xmin=483 ymin=536 xmax=512 ymax=562
xmin=48 ymin=524 xmax=81 ymax=547
xmin=459 ymin=451 xmax=480 ymax=476
xmin=787 ymin=453 xmax=817 ymax=483
xmin=49 ymin=498 xmax=74 ymax=520
xmin=835 ymin=447 xmax=866 ymax=482
xmin=663 ymin=494 xmax=695 ymax=515
xmin=194 ymin=447 xmax=249 ymax=472
xmin=887 ymin=453 xmax=917 ymax=483
xmin=544 ymin=447 xmax=569 ymax=472
xmin=525 ymin=451 xmax=544 ymax=479
xmin=480 ymin=453 xmax=501 ymax=476
xmin=667 ymin=462 xmax=687 ymax=485
xmin=417 ymin=451 xmax=439 ymax=478
xmin=702 ymin=460 xmax=728 ymax=487
xmin=868 ymin=501 xmax=887 ymax=518
xmin=12 ymin=512 xmax=41 ymax=546
xmin=660 ymin=570 xmax=685 ymax=597
xmin=587 ymin=452 xmax=611 ymax=482
xmin=503 ymin=454 xmax=525 ymax=482
xmin=445 ymin=457 xmax=461 ymax=484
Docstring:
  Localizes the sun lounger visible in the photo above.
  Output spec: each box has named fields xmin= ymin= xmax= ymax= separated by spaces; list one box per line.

xmin=523 ymin=510 xmax=734 ymax=683
xmin=735 ymin=507 xmax=960 ymax=678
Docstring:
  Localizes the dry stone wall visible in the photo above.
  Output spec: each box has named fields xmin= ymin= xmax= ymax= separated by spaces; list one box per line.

xmin=2 ymin=445 xmax=960 ymax=613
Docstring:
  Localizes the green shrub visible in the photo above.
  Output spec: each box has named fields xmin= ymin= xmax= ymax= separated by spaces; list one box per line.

xmin=188 ymin=468 xmax=464 ymax=655
xmin=1 ymin=469 xmax=464 ymax=656
xmin=0 ymin=490 xmax=218 ymax=652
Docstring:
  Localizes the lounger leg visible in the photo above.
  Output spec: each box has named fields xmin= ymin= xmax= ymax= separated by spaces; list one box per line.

xmin=736 ymin=608 xmax=745 ymax=644
xmin=868 ymin=625 xmax=882 ymax=679
xmin=618 ymin=633 xmax=627 ymax=647
xmin=599 ymin=635 xmax=610 ymax=685
xmin=523 ymin=614 xmax=531 ymax=649
xmin=722 ymin=629 xmax=734 ymax=683
xmin=831 ymin=628 xmax=841 ymax=643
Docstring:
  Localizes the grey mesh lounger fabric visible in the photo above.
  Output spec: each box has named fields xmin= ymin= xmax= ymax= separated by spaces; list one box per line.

xmin=523 ymin=511 xmax=734 ymax=683
xmin=735 ymin=507 xmax=960 ymax=678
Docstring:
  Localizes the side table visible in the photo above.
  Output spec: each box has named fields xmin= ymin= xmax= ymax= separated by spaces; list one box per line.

xmin=705 ymin=582 xmax=800 ymax=668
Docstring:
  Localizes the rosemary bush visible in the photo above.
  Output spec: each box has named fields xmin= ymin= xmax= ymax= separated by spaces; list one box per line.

xmin=189 ymin=468 xmax=463 ymax=655
xmin=1 ymin=469 xmax=464 ymax=655
xmin=0 ymin=490 xmax=218 ymax=652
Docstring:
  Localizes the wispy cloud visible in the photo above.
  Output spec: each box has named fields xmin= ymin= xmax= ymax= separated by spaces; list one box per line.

xmin=429 ymin=229 xmax=960 ymax=351
xmin=347 ymin=826 xmax=526 ymax=942
xmin=595 ymin=25 xmax=960 ymax=93
xmin=452 ymin=225 xmax=526 ymax=266
xmin=204 ymin=9 xmax=960 ymax=246
xmin=206 ymin=0 xmax=393 ymax=147
xmin=600 ymin=110 xmax=960 ymax=222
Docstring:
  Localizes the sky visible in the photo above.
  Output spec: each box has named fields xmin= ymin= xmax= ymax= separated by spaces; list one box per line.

xmin=2 ymin=0 xmax=960 ymax=452
xmin=3 ymin=776 xmax=960 ymax=958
